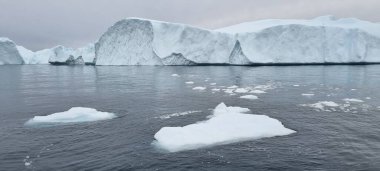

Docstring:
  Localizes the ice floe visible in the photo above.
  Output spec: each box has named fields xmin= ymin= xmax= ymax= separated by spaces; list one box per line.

xmin=25 ymin=107 xmax=116 ymax=126
xmin=250 ymin=90 xmax=266 ymax=94
xmin=302 ymin=93 xmax=315 ymax=96
xmin=185 ymin=81 xmax=194 ymax=84
xmin=171 ymin=74 xmax=180 ymax=77
xmin=153 ymin=103 xmax=295 ymax=152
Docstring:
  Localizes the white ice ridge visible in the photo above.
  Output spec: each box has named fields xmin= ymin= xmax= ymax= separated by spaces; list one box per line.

xmin=153 ymin=103 xmax=295 ymax=152
xmin=25 ymin=107 xmax=116 ymax=125
xmin=95 ymin=16 xmax=380 ymax=65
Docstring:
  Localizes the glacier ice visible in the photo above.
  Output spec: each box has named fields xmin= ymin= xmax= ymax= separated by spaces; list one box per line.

xmin=0 ymin=37 xmax=24 ymax=65
xmin=153 ymin=103 xmax=295 ymax=152
xmin=95 ymin=16 xmax=380 ymax=65
xmin=25 ymin=107 xmax=116 ymax=126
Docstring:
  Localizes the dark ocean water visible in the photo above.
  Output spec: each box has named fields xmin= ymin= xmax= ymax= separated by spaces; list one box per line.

xmin=0 ymin=65 xmax=379 ymax=171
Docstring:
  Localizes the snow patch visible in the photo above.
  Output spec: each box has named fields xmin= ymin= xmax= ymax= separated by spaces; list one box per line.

xmin=153 ymin=103 xmax=295 ymax=152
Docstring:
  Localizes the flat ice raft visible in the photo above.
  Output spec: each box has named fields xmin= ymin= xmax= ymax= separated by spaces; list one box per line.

xmin=153 ymin=103 xmax=295 ymax=152
xmin=25 ymin=107 xmax=116 ymax=126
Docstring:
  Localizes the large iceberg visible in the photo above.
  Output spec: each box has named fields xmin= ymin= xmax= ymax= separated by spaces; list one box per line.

xmin=25 ymin=107 xmax=116 ymax=126
xmin=95 ymin=16 xmax=380 ymax=65
xmin=153 ymin=103 xmax=295 ymax=152
xmin=0 ymin=37 xmax=24 ymax=65
xmin=0 ymin=37 xmax=95 ymax=65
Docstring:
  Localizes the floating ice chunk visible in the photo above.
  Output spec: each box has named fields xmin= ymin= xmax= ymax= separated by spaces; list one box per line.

xmin=301 ymin=101 xmax=339 ymax=111
xmin=171 ymin=74 xmax=180 ymax=77
xmin=227 ymin=85 xmax=238 ymax=89
xmin=25 ymin=107 xmax=116 ymax=126
xmin=153 ymin=103 xmax=295 ymax=152
xmin=343 ymin=98 xmax=364 ymax=103
xmin=293 ymin=85 xmax=300 ymax=87
xmin=302 ymin=93 xmax=315 ymax=96
xmin=235 ymin=88 xmax=250 ymax=93
xmin=365 ymin=97 xmax=371 ymax=100
xmin=210 ymin=83 xmax=217 ymax=85
xmin=185 ymin=81 xmax=194 ymax=84
xmin=193 ymin=87 xmax=206 ymax=91
xmin=157 ymin=111 xmax=202 ymax=119
xmin=250 ymin=90 xmax=266 ymax=94
xmin=240 ymin=95 xmax=259 ymax=100
xmin=224 ymin=89 xmax=235 ymax=94
xmin=211 ymin=88 xmax=221 ymax=92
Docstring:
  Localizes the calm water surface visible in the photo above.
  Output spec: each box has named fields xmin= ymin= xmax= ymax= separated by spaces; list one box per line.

xmin=0 ymin=65 xmax=379 ymax=170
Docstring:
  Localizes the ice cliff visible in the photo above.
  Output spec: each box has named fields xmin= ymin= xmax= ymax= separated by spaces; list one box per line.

xmin=0 ymin=38 xmax=24 ymax=65
xmin=95 ymin=16 xmax=380 ymax=65
xmin=2 ymin=16 xmax=380 ymax=65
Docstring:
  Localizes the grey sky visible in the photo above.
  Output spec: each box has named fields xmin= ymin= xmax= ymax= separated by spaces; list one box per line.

xmin=1 ymin=0 xmax=379 ymax=51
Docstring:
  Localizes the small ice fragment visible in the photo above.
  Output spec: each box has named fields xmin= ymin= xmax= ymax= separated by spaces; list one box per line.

xmin=240 ymin=95 xmax=258 ymax=100
xmin=157 ymin=111 xmax=202 ymax=119
xmin=171 ymin=74 xmax=180 ymax=77
xmin=235 ymin=88 xmax=249 ymax=93
xmin=343 ymin=98 xmax=364 ymax=103
xmin=211 ymin=88 xmax=220 ymax=92
xmin=351 ymin=89 xmax=357 ymax=91
xmin=302 ymin=93 xmax=315 ymax=96
xmin=193 ymin=87 xmax=206 ymax=91
xmin=224 ymin=89 xmax=234 ymax=94
xmin=365 ymin=97 xmax=371 ymax=100
xmin=293 ymin=85 xmax=300 ymax=87
xmin=210 ymin=83 xmax=216 ymax=85
xmin=250 ymin=90 xmax=266 ymax=94
xmin=227 ymin=85 xmax=238 ymax=89
xmin=301 ymin=101 xmax=339 ymax=111
xmin=185 ymin=81 xmax=194 ymax=84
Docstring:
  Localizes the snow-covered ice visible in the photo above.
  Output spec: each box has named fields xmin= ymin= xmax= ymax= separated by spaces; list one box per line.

xmin=153 ymin=103 xmax=295 ymax=152
xmin=302 ymin=93 xmax=315 ymax=96
xmin=211 ymin=88 xmax=221 ymax=92
xmin=171 ymin=74 xmax=180 ymax=77
xmin=240 ymin=95 xmax=259 ymax=100
xmin=185 ymin=81 xmax=194 ymax=84
xmin=25 ymin=107 xmax=116 ymax=126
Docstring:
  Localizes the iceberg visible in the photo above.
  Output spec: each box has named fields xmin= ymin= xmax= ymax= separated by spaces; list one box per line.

xmin=95 ymin=16 xmax=380 ymax=65
xmin=0 ymin=37 xmax=24 ymax=65
xmin=153 ymin=103 xmax=295 ymax=152
xmin=0 ymin=37 xmax=95 ymax=65
xmin=25 ymin=107 xmax=116 ymax=126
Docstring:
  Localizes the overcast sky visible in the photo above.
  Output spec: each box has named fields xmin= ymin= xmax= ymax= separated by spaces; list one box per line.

xmin=1 ymin=0 xmax=379 ymax=51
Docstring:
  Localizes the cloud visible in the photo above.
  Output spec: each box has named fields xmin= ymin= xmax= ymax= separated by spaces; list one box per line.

xmin=0 ymin=0 xmax=379 ymax=50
